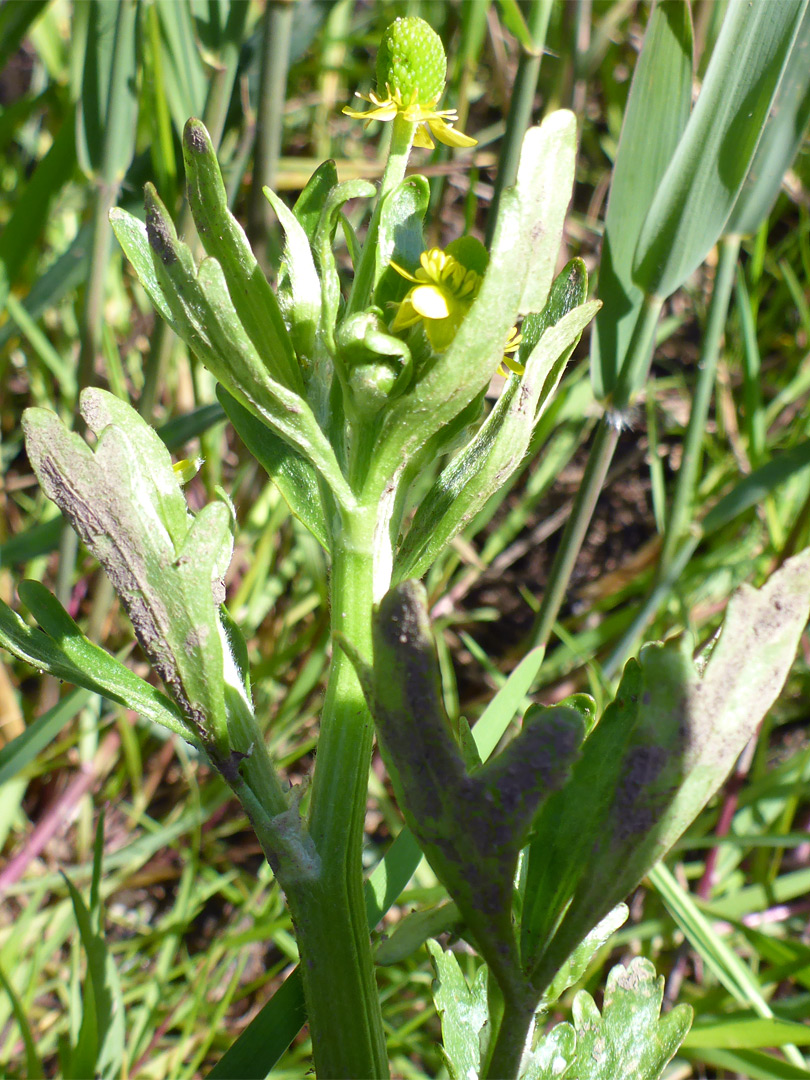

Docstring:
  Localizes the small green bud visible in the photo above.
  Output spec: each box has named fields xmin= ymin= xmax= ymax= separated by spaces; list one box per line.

xmin=336 ymin=311 xmax=412 ymax=417
xmin=376 ymin=16 xmax=446 ymax=106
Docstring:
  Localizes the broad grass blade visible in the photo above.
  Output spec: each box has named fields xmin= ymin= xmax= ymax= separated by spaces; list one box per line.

xmin=633 ymin=0 xmax=808 ymax=299
xmin=590 ymin=0 xmax=693 ymax=400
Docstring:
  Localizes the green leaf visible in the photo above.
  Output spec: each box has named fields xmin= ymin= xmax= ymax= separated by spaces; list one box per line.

xmin=683 ymin=1048 xmax=810 ymax=1079
xmin=526 ymin=549 xmax=810 ymax=992
xmin=563 ymin=958 xmax=692 ymax=1079
xmin=0 ymin=106 xmax=76 ymax=311
xmin=540 ymin=903 xmax=628 ymax=1008
xmin=427 ymin=940 xmax=490 ymax=1080
xmin=515 ymin=110 xmax=578 ymax=316
xmin=366 ymin=582 xmax=583 ymax=990
xmin=0 ymin=686 xmax=92 ymax=787
xmin=80 ymin=388 xmax=191 ymax=546
xmin=182 ymin=119 xmax=302 ymax=392
xmin=373 ymin=174 xmax=430 ymax=308
xmin=470 ymin=645 xmax=546 ymax=762
xmin=364 ymin=827 xmax=425 ymax=927
xmin=291 ymin=159 xmax=339 ymax=241
xmin=520 ymin=1022 xmax=576 ymax=1080
xmin=0 ymin=0 xmax=49 ymax=73
xmin=217 ymin=386 xmax=330 ymax=551
xmin=153 ymin=1 xmax=208 ymax=135
xmin=22 ymin=395 xmax=235 ymax=755
xmin=701 ymin=439 xmax=810 ymax=536
xmin=369 ymin=117 xmax=579 ymax=500
xmin=0 ymin=220 xmax=90 ymax=354
xmin=633 ymin=0 xmax=807 ymax=298
xmin=650 ymin=863 xmax=778 ymax=1021
xmin=0 ymin=962 xmax=44 ymax=1079
xmin=109 ymin=206 xmax=175 ymax=324
xmin=0 ymin=590 xmax=192 ymax=744
xmin=376 ymin=903 xmax=459 ymax=966
xmin=590 ymin=0 xmax=693 ymax=400
xmin=263 ymin=184 xmax=322 ymax=362
xmin=394 ymin=261 xmax=596 ymax=582
xmin=495 ymin=0 xmax=536 ymax=54
xmin=120 ymin=186 xmax=354 ymax=510
xmin=724 ymin=7 xmax=810 ymax=237
xmin=206 ymin=969 xmax=307 ymax=1080
xmin=61 ymin=832 xmax=125 ymax=1080
xmin=313 ymin=177 xmax=376 ymax=342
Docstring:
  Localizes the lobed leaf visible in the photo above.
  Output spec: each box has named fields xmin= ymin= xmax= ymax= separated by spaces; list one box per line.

xmin=182 ymin=119 xmax=302 ymax=391
xmin=115 ymin=187 xmax=354 ymax=510
xmin=365 ymin=581 xmax=583 ymax=991
xmin=567 ymin=958 xmax=692 ymax=1079
xmin=427 ymin=940 xmax=489 ymax=1080
xmin=22 ymin=394 xmax=235 ymax=754
xmin=525 ymin=549 xmax=810 ymax=993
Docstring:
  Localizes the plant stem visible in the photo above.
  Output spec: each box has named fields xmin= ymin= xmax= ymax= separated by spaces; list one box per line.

xmin=296 ymin=505 xmax=389 ymax=1079
xmin=346 ymin=114 xmax=416 ymax=317
xmin=529 ymin=294 xmax=662 ymax=652
xmin=602 ymin=237 xmax=740 ymax=674
xmin=660 ymin=235 xmax=740 ymax=570
xmin=483 ymin=996 xmax=535 ymax=1080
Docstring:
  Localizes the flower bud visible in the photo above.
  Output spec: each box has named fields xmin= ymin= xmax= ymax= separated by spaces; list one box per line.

xmin=376 ymin=16 xmax=446 ymax=106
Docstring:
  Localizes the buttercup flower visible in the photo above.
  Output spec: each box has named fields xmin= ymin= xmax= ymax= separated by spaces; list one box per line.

xmin=343 ymin=16 xmax=477 ymax=150
xmin=390 ymin=247 xmax=479 ymax=350
xmin=389 ymin=243 xmax=522 ymax=371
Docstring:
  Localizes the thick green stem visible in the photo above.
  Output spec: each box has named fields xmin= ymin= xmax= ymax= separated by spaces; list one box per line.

xmin=346 ymin=114 xmax=417 ymax=317
xmin=483 ymin=996 xmax=535 ymax=1080
xmin=295 ymin=507 xmax=388 ymax=1079
xmin=529 ymin=294 xmax=662 ymax=652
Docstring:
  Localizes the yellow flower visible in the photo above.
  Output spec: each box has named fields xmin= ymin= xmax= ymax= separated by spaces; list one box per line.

xmin=343 ymin=87 xmax=478 ymax=150
xmin=389 ymin=246 xmax=522 ymax=370
xmin=389 ymin=248 xmax=479 ymax=350
xmin=344 ymin=16 xmax=477 ymax=150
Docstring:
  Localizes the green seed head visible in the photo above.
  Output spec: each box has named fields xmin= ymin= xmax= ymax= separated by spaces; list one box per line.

xmin=376 ymin=16 xmax=447 ymax=106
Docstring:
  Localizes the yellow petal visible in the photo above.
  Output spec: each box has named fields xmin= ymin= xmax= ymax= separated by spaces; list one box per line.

xmin=410 ymin=284 xmax=451 ymax=320
xmin=500 ymin=353 xmax=525 ymax=376
xmin=390 ymin=297 xmax=421 ymax=333
xmin=413 ymin=124 xmax=436 ymax=150
xmin=342 ymin=102 xmax=398 ymax=122
xmin=428 ymin=117 xmax=478 ymax=148
xmin=388 ymin=259 xmax=420 ymax=283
